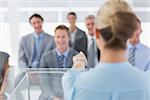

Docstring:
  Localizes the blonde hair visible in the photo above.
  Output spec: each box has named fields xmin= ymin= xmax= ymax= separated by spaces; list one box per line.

xmin=95 ymin=0 xmax=138 ymax=49
xmin=95 ymin=0 xmax=132 ymax=29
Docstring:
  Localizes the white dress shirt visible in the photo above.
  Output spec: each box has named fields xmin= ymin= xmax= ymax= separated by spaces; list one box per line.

xmin=70 ymin=29 xmax=77 ymax=44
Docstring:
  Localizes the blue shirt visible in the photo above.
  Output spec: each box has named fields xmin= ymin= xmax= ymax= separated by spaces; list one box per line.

xmin=31 ymin=32 xmax=45 ymax=68
xmin=62 ymin=62 xmax=150 ymax=100
xmin=56 ymin=48 xmax=70 ymax=68
xmin=127 ymin=43 xmax=150 ymax=71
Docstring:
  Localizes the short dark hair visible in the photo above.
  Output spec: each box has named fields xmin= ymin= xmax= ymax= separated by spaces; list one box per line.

xmin=67 ymin=12 xmax=77 ymax=18
xmin=29 ymin=13 xmax=44 ymax=23
xmin=55 ymin=25 xmax=70 ymax=37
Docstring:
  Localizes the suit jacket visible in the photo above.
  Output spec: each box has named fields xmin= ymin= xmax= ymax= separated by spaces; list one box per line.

xmin=39 ymin=48 xmax=78 ymax=99
xmin=70 ymin=28 xmax=88 ymax=57
xmin=40 ymin=48 xmax=78 ymax=68
xmin=18 ymin=32 xmax=54 ymax=68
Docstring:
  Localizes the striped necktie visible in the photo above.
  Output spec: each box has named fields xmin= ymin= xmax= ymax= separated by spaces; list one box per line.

xmin=59 ymin=55 xmax=65 ymax=68
xmin=128 ymin=47 xmax=136 ymax=66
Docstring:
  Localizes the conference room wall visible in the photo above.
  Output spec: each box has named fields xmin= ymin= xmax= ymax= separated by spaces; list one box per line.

xmin=0 ymin=0 xmax=150 ymax=67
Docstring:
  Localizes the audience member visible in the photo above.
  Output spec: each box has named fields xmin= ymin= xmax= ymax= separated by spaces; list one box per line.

xmin=39 ymin=25 xmax=78 ymax=100
xmin=85 ymin=15 xmax=100 ymax=68
xmin=19 ymin=13 xmax=55 ymax=68
xmin=127 ymin=18 xmax=150 ymax=71
xmin=67 ymin=12 xmax=88 ymax=56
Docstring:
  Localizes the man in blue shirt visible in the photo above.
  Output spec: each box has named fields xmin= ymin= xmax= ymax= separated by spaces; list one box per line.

xmin=127 ymin=18 xmax=150 ymax=71
xmin=19 ymin=13 xmax=54 ymax=68
xmin=18 ymin=14 xmax=55 ymax=100
xmin=40 ymin=25 xmax=78 ymax=100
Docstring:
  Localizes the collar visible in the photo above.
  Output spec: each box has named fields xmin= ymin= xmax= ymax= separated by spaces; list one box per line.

xmin=127 ymin=42 xmax=141 ymax=50
xmin=69 ymin=27 xmax=77 ymax=34
xmin=55 ymin=48 xmax=70 ymax=58
xmin=34 ymin=32 xmax=45 ymax=39
xmin=88 ymin=34 xmax=95 ymax=40
xmin=95 ymin=61 xmax=130 ymax=69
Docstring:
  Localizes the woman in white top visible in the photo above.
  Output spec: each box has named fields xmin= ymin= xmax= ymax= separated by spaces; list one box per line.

xmin=62 ymin=0 xmax=150 ymax=100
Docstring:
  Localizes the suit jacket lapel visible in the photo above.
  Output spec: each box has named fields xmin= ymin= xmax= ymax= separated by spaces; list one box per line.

xmin=74 ymin=28 xmax=79 ymax=47
xmin=52 ymin=49 xmax=60 ymax=68
xmin=65 ymin=49 xmax=73 ymax=68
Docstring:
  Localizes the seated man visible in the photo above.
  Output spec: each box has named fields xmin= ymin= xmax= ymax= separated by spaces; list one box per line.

xmin=40 ymin=25 xmax=78 ymax=68
xmin=39 ymin=25 xmax=78 ymax=100
xmin=127 ymin=18 xmax=150 ymax=71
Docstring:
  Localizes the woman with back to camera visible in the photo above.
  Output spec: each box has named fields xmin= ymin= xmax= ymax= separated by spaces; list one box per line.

xmin=62 ymin=0 xmax=149 ymax=100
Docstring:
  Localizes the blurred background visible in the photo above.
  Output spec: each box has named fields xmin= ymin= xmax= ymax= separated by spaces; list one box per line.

xmin=0 ymin=0 xmax=150 ymax=66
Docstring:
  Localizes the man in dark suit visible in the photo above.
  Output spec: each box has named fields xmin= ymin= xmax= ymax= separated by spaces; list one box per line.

xmin=40 ymin=25 xmax=78 ymax=100
xmin=67 ymin=12 xmax=88 ymax=56
xmin=85 ymin=15 xmax=100 ymax=68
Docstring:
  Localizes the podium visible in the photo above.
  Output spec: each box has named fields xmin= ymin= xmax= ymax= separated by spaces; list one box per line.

xmin=4 ymin=68 xmax=69 ymax=100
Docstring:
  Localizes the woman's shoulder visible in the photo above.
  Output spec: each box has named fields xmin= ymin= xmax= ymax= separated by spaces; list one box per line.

xmin=76 ymin=62 xmax=148 ymax=91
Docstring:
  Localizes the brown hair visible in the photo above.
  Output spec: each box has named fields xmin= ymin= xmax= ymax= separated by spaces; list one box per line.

xmin=55 ymin=25 xmax=70 ymax=37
